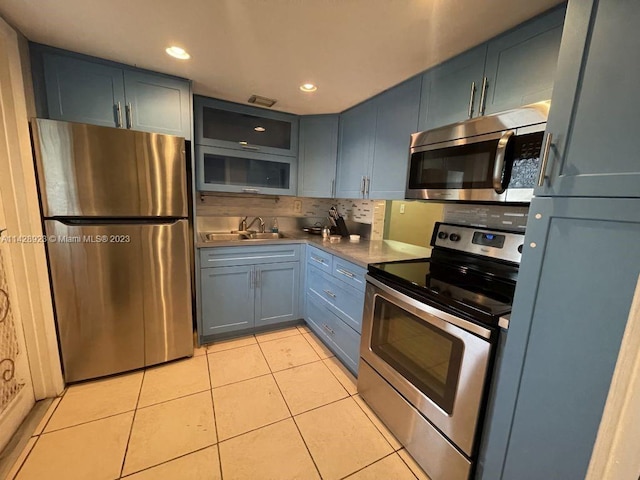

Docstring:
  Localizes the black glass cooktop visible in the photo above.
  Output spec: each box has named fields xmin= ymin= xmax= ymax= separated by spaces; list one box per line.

xmin=368 ymin=251 xmax=518 ymax=327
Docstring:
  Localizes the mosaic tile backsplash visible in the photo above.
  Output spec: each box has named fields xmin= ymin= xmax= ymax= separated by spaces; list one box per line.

xmin=196 ymin=193 xmax=386 ymax=240
xmin=0 ymin=249 xmax=24 ymax=414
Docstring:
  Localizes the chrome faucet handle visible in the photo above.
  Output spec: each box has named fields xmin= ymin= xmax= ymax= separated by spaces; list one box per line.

xmin=239 ymin=216 xmax=248 ymax=231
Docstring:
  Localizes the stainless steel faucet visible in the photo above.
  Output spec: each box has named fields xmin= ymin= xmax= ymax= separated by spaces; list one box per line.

xmin=240 ymin=216 xmax=265 ymax=233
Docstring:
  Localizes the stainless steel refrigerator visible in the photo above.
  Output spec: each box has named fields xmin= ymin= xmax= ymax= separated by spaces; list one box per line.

xmin=31 ymin=119 xmax=193 ymax=383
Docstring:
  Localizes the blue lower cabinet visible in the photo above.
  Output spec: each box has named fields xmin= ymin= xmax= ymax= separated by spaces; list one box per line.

xmin=303 ymin=247 xmax=366 ymax=376
xmin=201 ymin=265 xmax=255 ymax=335
xmin=199 ymin=245 xmax=302 ymax=338
xmin=306 ymin=294 xmax=360 ymax=375
xmin=255 ymin=262 xmax=300 ymax=327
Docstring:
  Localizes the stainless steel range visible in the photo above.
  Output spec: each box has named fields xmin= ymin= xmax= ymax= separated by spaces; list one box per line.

xmin=358 ymin=222 xmax=523 ymax=480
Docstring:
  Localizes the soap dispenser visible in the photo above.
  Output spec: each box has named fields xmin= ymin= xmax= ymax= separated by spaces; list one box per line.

xmin=271 ymin=217 xmax=279 ymax=233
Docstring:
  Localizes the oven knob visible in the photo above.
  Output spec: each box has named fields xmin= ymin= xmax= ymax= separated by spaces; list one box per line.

xmin=438 ymin=231 xmax=448 ymax=240
xmin=518 ymin=244 xmax=523 ymax=254
xmin=449 ymin=233 xmax=460 ymax=242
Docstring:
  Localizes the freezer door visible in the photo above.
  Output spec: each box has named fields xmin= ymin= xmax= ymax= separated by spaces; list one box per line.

xmin=45 ymin=220 xmax=146 ymax=382
xmin=32 ymin=119 xmax=187 ymax=217
xmin=141 ymin=219 xmax=193 ymax=365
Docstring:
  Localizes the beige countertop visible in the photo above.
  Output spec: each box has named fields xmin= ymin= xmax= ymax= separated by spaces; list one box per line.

xmin=196 ymin=231 xmax=430 ymax=267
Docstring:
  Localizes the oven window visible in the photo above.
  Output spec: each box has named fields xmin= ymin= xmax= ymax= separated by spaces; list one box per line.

xmin=371 ymin=296 xmax=464 ymax=414
xmin=408 ymin=139 xmax=499 ymax=189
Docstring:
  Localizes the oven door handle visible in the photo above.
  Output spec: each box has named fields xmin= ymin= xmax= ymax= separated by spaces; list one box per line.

xmin=492 ymin=130 xmax=514 ymax=194
xmin=365 ymin=275 xmax=493 ymax=340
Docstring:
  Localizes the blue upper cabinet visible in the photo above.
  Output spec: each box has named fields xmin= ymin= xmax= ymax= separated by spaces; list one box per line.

xmin=34 ymin=45 xmax=192 ymax=139
xmin=43 ymin=53 xmax=126 ymax=128
xmin=123 ymin=70 xmax=191 ymax=139
xmin=297 ymin=115 xmax=339 ymax=198
xmin=483 ymin=6 xmax=565 ymax=115
xmin=337 ymin=77 xmax=421 ymax=199
xmin=536 ymin=0 xmax=640 ymax=198
xmin=336 ymin=100 xmax=377 ymax=198
xmin=418 ymin=6 xmax=565 ymax=132
xmin=194 ymin=96 xmax=298 ymax=157
xmin=418 ymin=45 xmax=487 ymax=132
xmin=369 ymin=76 xmax=421 ymax=199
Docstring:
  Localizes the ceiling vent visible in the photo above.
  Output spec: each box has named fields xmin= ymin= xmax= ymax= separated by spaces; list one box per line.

xmin=248 ymin=95 xmax=277 ymax=108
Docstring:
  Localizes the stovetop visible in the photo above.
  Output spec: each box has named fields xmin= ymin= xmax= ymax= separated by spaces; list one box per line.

xmin=368 ymin=250 xmax=518 ymax=328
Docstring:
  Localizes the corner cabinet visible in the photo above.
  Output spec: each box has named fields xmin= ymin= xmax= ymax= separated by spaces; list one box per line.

xmin=32 ymin=45 xmax=191 ymax=139
xmin=535 ymin=0 xmax=640 ymax=198
xmin=199 ymin=244 xmax=301 ymax=338
xmin=336 ymin=75 xmax=422 ymax=199
xmin=418 ymin=5 xmax=565 ymax=131
xmin=297 ymin=115 xmax=339 ymax=198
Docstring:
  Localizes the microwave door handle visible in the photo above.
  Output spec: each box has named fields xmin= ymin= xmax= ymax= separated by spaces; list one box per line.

xmin=493 ymin=130 xmax=515 ymax=194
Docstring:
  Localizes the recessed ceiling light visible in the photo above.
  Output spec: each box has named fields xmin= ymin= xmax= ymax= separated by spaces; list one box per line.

xmin=165 ymin=46 xmax=190 ymax=60
xmin=254 ymin=126 xmax=266 ymax=132
xmin=299 ymin=83 xmax=317 ymax=92
xmin=239 ymin=141 xmax=248 ymax=145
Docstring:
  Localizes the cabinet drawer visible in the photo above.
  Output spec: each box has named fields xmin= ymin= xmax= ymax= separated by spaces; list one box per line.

xmin=306 ymin=294 xmax=360 ymax=375
xmin=307 ymin=265 xmax=364 ymax=333
xmin=332 ymin=257 xmax=367 ymax=292
xmin=306 ymin=246 xmax=333 ymax=274
xmin=200 ymin=244 xmax=300 ymax=268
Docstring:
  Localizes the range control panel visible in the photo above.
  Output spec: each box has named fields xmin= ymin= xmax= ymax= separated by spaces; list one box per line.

xmin=431 ymin=222 xmax=525 ymax=264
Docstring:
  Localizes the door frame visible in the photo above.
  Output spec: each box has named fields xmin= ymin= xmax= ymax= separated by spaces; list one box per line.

xmin=586 ymin=275 xmax=640 ymax=479
xmin=0 ymin=16 xmax=64 ymax=399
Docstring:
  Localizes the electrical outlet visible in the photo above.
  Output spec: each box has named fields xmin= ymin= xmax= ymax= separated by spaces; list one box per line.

xmin=400 ymin=203 xmax=405 ymax=214
xmin=293 ymin=200 xmax=302 ymax=213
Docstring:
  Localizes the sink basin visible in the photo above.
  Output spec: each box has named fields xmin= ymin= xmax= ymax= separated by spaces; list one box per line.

xmin=245 ymin=232 xmax=286 ymax=240
xmin=202 ymin=231 xmax=286 ymax=242
xmin=204 ymin=233 xmax=247 ymax=241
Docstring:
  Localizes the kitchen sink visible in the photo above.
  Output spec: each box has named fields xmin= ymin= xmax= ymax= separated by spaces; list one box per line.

xmin=202 ymin=231 xmax=286 ymax=242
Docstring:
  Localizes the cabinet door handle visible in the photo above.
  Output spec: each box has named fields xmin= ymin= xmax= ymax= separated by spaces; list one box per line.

xmin=249 ymin=270 xmax=254 ymax=289
xmin=365 ymin=176 xmax=370 ymax=197
xmin=323 ymin=289 xmax=336 ymax=298
xmin=125 ymin=103 xmax=133 ymax=129
xmin=330 ymin=179 xmax=335 ymax=198
xmin=240 ymin=144 xmax=260 ymax=151
xmin=323 ymin=324 xmax=335 ymax=335
xmin=537 ymin=133 xmax=553 ymax=187
xmin=468 ymin=81 xmax=476 ymax=118
xmin=336 ymin=268 xmax=355 ymax=278
xmin=479 ymin=77 xmax=488 ymax=116
xmin=115 ymin=102 xmax=123 ymax=128
xmin=242 ymin=188 xmax=260 ymax=194
xmin=311 ymin=256 xmax=326 ymax=265
xmin=360 ymin=176 xmax=366 ymax=197
xmin=255 ymin=269 xmax=261 ymax=289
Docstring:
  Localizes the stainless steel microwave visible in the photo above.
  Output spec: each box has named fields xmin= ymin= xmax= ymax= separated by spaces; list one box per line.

xmin=406 ymin=101 xmax=550 ymax=203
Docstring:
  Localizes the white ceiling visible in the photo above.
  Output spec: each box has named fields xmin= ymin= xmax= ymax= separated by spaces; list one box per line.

xmin=0 ymin=0 xmax=563 ymax=115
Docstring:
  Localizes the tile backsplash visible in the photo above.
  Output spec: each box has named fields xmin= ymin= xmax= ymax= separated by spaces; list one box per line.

xmin=196 ymin=193 xmax=386 ymax=240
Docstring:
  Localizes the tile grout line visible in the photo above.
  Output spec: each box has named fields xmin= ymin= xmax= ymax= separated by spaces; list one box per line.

xmin=205 ymin=340 xmax=225 ymax=480
xmin=351 ymin=395 xmax=399 ymax=452
xmin=254 ymin=338 xmax=324 ymax=480
xmin=118 ymin=444 xmax=216 ymax=480
xmin=396 ymin=451 xmax=422 ymax=480
xmin=337 ymin=451 xmax=399 ymax=480
xmin=118 ymin=369 xmax=145 ymax=478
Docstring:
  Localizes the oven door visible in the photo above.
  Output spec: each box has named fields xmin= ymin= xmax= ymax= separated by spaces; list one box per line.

xmin=360 ymin=276 xmax=493 ymax=456
xmin=406 ymin=130 xmax=512 ymax=202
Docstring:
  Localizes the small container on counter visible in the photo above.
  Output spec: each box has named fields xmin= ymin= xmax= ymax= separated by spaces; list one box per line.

xmin=349 ymin=235 xmax=361 ymax=242
xmin=329 ymin=235 xmax=341 ymax=243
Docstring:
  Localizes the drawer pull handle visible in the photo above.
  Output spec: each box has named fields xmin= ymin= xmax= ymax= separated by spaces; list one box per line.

xmin=311 ymin=256 xmax=326 ymax=265
xmin=336 ymin=268 xmax=355 ymax=278
xmin=323 ymin=324 xmax=335 ymax=335
xmin=323 ymin=289 xmax=336 ymax=298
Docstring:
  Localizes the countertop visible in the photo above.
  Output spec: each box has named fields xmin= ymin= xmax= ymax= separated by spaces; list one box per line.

xmin=196 ymin=232 xmax=430 ymax=268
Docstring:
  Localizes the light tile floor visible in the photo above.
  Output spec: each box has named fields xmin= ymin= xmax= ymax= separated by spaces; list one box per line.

xmin=7 ymin=325 xmax=431 ymax=480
